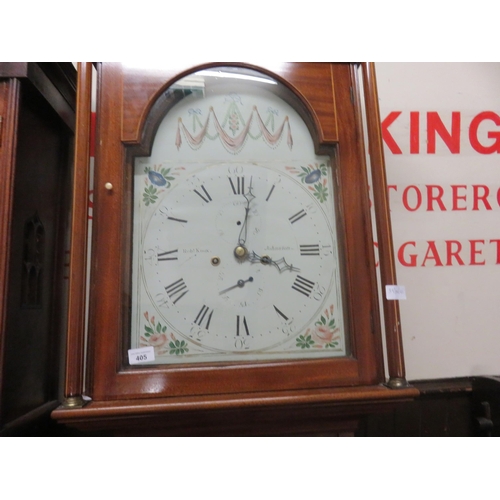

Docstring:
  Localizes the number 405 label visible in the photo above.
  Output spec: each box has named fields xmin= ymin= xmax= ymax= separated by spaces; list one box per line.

xmin=128 ymin=346 xmax=155 ymax=365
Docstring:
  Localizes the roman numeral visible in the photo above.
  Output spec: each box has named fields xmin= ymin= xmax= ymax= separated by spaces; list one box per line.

xmin=273 ymin=305 xmax=289 ymax=321
xmin=300 ymin=244 xmax=320 ymax=256
xmin=289 ymin=209 xmax=307 ymax=224
xmin=167 ymin=216 xmax=188 ymax=223
xmin=292 ymin=275 xmax=315 ymax=297
xmin=236 ymin=315 xmax=250 ymax=336
xmin=266 ymin=184 xmax=275 ymax=201
xmin=228 ymin=176 xmax=245 ymax=195
xmin=158 ymin=249 xmax=178 ymax=261
xmin=194 ymin=185 xmax=212 ymax=203
xmin=194 ymin=305 xmax=213 ymax=330
xmin=159 ymin=207 xmax=188 ymax=223
xmin=165 ymin=278 xmax=188 ymax=304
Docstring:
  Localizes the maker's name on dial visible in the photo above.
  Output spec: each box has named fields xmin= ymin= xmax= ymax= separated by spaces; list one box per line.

xmin=182 ymin=248 xmax=210 ymax=254
xmin=264 ymin=245 xmax=294 ymax=251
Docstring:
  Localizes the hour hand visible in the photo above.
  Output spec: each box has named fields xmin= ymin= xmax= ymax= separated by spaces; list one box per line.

xmin=219 ymin=277 xmax=254 ymax=295
xmin=249 ymin=251 xmax=300 ymax=273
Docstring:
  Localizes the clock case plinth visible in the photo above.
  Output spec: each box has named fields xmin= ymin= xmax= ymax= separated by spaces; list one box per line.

xmin=53 ymin=62 xmax=417 ymax=435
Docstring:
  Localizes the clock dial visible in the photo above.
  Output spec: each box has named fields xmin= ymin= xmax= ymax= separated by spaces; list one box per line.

xmin=130 ymin=67 xmax=346 ymax=364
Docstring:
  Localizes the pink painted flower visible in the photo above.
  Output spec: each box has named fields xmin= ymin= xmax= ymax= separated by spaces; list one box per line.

xmin=148 ymin=333 xmax=168 ymax=348
xmin=312 ymin=325 xmax=335 ymax=344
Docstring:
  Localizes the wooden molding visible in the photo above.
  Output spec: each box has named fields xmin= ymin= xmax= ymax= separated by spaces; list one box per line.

xmin=63 ymin=63 xmax=93 ymax=401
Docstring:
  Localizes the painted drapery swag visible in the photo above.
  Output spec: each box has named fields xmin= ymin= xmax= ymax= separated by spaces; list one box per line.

xmin=175 ymin=105 xmax=293 ymax=153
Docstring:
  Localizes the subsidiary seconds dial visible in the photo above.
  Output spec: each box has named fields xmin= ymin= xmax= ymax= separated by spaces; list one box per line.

xmin=140 ymin=163 xmax=337 ymax=356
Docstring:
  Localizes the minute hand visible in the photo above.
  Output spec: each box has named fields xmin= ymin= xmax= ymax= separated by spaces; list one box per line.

xmin=238 ymin=177 xmax=255 ymax=246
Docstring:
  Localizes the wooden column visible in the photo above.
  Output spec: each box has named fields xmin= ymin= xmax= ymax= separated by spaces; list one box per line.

xmin=0 ymin=79 xmax=20 ymax=422
xmin=63 ymin=62 xmax=93 ymax=406
xmin=362 ymin=62 xmax=408 ymax=388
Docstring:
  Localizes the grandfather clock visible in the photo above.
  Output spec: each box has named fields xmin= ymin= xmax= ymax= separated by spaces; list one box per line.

xmin=0 ymin=63 xmax=76 ymax=435
xmin=53 ymin=62 xmax=417 ymax=436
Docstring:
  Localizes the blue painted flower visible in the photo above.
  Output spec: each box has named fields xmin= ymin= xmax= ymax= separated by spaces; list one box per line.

xmin=305 ymin=169 xmax=321 ymax=184
xmin=148 ymin=171 xmax=167 ymax=187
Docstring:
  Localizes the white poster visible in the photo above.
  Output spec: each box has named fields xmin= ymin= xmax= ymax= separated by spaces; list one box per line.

xmin=376 ymin=62 xmax=500 ymax=379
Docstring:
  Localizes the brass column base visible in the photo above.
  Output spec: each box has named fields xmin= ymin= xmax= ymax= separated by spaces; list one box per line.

xmin=386 ymin=377 xmax=411 ymax=389
xmin=62 ymin=396 xmax=87 ymax=408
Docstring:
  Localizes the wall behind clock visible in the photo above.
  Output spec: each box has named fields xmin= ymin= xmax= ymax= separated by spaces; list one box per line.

xmin=375 ymin=62 xmax=500 ymax=380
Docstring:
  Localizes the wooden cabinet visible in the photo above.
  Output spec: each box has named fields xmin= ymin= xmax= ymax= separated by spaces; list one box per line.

xmin=0 ymin=63 xmax=76 ymax=435
xmin=52 ymin=62 xmax=418 ymax=436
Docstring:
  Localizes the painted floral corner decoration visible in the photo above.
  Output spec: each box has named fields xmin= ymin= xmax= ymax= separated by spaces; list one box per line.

xmin=296 ymin=305 xmax=340 ymax=349
xmin=313 ymin=305 xmax=340 ymax=348
xmin=142 ymin=165 xmax=182 ymax=206
xmin=286 ymin=163 xmax=329 ymax=203
xmin=140 ymin=312 xmax=189 ymax=356
xmin=296 ymin=334 xmax=315 ymax=349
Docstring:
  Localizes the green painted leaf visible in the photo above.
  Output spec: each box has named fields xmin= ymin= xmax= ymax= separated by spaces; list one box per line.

xmin=312 ymin=183 xmax=328 ymax=203
xmin=145 ymin=326 xmax=154 ymax=334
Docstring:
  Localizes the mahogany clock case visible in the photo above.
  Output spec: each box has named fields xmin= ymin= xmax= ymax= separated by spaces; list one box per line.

xmin=52 ymin=62 xmax=416 ymax=434
xmin=91 ymin=63 xmax=380 ymax=397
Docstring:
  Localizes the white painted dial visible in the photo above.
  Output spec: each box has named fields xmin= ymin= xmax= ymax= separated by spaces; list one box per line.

xmin=130 ymin=66 xmax=346 ymax=364
xmin=139 ymin=163 xmax=338 ymax=358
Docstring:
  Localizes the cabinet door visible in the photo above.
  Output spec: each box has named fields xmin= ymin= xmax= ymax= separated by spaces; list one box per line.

xmin=0 ymin=74 xmax=73 ymax=433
